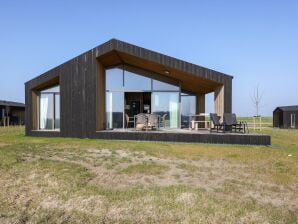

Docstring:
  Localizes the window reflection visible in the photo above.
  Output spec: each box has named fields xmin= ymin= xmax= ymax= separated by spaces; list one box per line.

xmin=106 ymin=67 xmax=123 ymax=91
xmin=152 ymin=80 xmax=179 ymax=91
xmin=181 ymin=95 xmax=196 ymax=128
xmin=105 ymin=65 xmax=182 ymax=129
xmin=124 ymin=70 xmax=151 ymax=91
xmin=106 ymin=92 xmax=124 ymax=129
xmin=40 ymin=94 xmax=54 ymax=129
xmin=152 ymin=92 xmax=179 ymax=128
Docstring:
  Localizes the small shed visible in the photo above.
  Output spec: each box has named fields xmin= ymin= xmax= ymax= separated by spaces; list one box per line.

xmin=273 ymin=106 xmax=298 ymax=129
xmin=0 ymin=100 xmax=25 ymax=126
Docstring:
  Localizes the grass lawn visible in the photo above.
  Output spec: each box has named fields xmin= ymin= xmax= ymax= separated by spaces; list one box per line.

xmin=0 ymin=126 xmax=297 ymax=223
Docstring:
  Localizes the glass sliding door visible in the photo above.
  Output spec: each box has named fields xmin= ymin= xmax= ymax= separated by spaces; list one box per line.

xmin=105 ymin=65 xmax=182 ymax=129
xmin=152 ymin=92 xmax=179 ymax=128
xmin=105 ymin=92 xmax=124 ymax=129
xmin=181 ymin=94 xmax=196 ymax=128
xmin=39 ymin=85 xmax=60 ymax=130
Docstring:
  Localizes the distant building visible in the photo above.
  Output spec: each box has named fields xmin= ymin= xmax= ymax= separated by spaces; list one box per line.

xmin=0 ymin=100 xmax=25 ymax=126
xmin=273 ymin=106 xmax=298 ymax=129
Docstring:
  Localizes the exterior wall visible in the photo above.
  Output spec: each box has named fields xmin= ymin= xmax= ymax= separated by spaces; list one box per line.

xmin=273 ymin=109 xmax=298 ymax=129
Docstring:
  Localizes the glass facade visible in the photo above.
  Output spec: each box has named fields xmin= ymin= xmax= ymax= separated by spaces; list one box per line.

xmin=152 ymin=92 xmax=179 ymax=128
xmin=105 ymin=67 xmax=123 ymax=91
xmin=106 ymin=92 xmax=124 ymax=129
xmin=39 ymin=85 xmax=60 ymax=130
xmin=124 ymin=70 xmax=151 ymax=91
xmin=152 ymin=80 xmax=179 ymax=91
xmin=105 ymin=65 xmax=189 ymax=129
xmin=181 ymin=94 xmax=196 ymax=128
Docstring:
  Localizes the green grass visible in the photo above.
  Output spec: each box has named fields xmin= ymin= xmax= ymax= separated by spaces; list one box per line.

xmin=0 ymin=126 xmax=297 ymax=223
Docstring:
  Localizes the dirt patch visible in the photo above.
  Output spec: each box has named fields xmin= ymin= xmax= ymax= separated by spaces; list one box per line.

xmin=40 ymin=195 xmax=106 ymax=215
xmin=176 ymin=192 xmax=197 ymax=205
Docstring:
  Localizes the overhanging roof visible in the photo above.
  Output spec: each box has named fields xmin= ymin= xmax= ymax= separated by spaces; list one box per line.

xmin=26 ymin=38 xmax=233 ymax=94
xmin=95 ymin=39 xmax=233 ymax=94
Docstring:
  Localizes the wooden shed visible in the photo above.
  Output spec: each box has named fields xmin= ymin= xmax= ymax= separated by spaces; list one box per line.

xmin=273 ymin=106 xmax=298 ymax=129
xmin=0 ymin=100 xmax=25 ymax=126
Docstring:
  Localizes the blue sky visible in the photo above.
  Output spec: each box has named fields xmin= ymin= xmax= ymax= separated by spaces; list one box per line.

xmin=0 ymin=0 xmax=297 ymax=116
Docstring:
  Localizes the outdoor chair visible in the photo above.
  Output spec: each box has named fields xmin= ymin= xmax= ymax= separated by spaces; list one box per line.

xmin=135 ymin=113 xmax=147 ymax=131
xmin=210 ymin=113 xmax=225 ymax=133
xmin=224 ymin=113 xmax=248 ymax=133
xmin=125 ymin=114 xmax=134 ymax=128
xmin=147 ymin=114 xmax=159 ymax=130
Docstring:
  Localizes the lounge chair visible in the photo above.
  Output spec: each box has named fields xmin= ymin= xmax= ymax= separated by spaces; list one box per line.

xmin=223 ymin=113 xmax=248 ymax=133
xmin=210 ymin=113 xmax=225 ymax=132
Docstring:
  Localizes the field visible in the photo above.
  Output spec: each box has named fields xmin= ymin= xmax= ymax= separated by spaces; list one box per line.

xmin=0 ymin=126 xmax=297 ymax=223
xmin=239 ymin=116 xmax=273 ymax=129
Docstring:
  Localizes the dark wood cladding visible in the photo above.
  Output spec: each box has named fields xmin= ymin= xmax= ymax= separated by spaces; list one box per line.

xmin=93 ymin=131 xmax=270 ymax=146
xmin=25 ymin=38 xmax=235 ymax=141
xmin=26 ymin=49 xmax=98 ymax=138
xmin=273 ymin=106 xmax=298 ymax=129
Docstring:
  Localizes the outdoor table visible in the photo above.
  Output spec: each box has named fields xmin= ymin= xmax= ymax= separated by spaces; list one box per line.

xmin=189 ymin=114 xmax=210 ymax=130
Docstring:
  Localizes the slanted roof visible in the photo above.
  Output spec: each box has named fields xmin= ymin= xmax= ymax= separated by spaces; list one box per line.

xmin=0 ymin=100 xmax=25 ymax=108
xmin=26 ymin=39 xmax=233 ymax=94
xmin=274 ymin=105 xmax=298 ymax=112
xmin=95 ymin=39 xmax=233 ymax=94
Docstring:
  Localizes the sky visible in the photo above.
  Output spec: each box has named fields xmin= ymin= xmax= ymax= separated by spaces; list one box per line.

xmin=0 ymin=0 xmax=297 ymax=116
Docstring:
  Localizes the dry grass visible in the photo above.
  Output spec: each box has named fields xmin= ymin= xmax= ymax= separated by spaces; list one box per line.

xmin=0 ymin=126 xmax=297 ymax=223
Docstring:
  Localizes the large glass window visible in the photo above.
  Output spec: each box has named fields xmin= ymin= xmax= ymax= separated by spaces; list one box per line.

xmin=152 ymin=80 xmax=179 ymax=91
xmin=39 ymin=85 xmax=60 ymax=130
xmin=106 ymin=67 xmax=123 ymax=91
xmin=105 ymin=65 xmax=181 ymax=129
xmin=152 ymin=92 xmax=179 ymax=128
xmin=181 ymin=94 xmax=196 ymax=128
xmin=124 ymin=70 xmax=151 ymax=91
xmin=106 ymin=92 xmax=124 ymax=129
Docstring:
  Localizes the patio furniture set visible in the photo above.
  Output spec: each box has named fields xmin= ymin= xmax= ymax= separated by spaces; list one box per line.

xmin=129 ymin=113 xmax=165 ymax=131
xmin=210 ymin=113 xmax=248 ymax=133
xmin=126 ymin=112 xmax=248 ymax=133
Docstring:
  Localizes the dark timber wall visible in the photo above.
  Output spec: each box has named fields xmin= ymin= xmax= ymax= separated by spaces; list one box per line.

xmin=273 ymin=107 xmax=298 ymax=129
xmin=25 ymin=39 xmax=235 ymax=140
